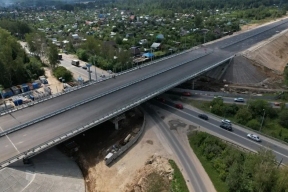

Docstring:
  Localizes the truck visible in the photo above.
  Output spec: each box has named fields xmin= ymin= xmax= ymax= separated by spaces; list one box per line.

xmin=71 ymin=60 xmax=80 ymax=66
xmin=58 ymin=54 xmax=62 ymax=60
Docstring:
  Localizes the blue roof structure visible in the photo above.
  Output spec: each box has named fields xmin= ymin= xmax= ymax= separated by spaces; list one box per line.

xmin=142 ymin=52 xmax=154 ymax=58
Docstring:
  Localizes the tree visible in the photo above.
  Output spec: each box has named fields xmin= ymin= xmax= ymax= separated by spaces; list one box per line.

xmin=279 ymin=109 xmax=288 ymax=128
xmin=235 ymin=108 xmax=252 ymax=124
xmin=246 ymin=119 xmax=261 ymax=130
xmin=194 ymin=15 xmax=203 ymax=28
xmin=47 ymin=44 xmax=59 ymax=69
xmin=249 ymin=100 xmax=270 ymax=117
xmin=53 ymin=66 xmax=73 ymax=82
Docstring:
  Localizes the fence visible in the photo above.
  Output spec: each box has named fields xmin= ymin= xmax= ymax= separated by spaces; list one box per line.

xmin=105 ymin=110 xmax=146 ymax=165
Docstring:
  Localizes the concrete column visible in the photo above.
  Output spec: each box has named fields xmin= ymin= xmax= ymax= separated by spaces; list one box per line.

xmin=111 ymin=114 xmax=126 ymax=130
xmin=114 ymin=121 xmax=119 ymax=130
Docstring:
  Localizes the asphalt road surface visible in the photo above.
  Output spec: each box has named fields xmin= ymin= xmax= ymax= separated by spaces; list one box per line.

xmin=1 ymin=18 xmax=288 ymax=164
xmin=144 ymin=105 xmax=207 ymax=192
xmin=151 ymin=100 xmax=288 ymax=164
xmin=166 ymin=90 xmax=284 ymax=108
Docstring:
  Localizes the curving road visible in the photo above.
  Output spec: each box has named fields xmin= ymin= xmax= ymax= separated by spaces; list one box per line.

xmin=1 ymin=18 xmax=288 ymax=166
xmin=151 ymin=100 xmax=288 ymax=164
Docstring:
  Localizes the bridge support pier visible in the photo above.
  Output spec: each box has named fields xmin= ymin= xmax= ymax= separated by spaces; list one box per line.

xmin=111 ymin=114 xmax=126 ymax=130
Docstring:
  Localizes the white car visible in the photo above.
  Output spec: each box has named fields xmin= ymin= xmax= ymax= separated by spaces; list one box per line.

xmin=221 ymin=119 xmax=231 ymax=124
xmin=247 ymin=134 xmax=261 ymax=142
xmin=214 ymin=96 xmax=222 ymax=99
xmin=234 ymin=98 xmax=244 ymax=102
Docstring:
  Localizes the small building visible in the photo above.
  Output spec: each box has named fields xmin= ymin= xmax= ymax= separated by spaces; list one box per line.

xmin=150 ymin=42 xmax=161 ymax=50
xmin=130 ymin=47 xmax=141 ymax=56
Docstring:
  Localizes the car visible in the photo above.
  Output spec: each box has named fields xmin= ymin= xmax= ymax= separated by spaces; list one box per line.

xmin=198 ymin=114 xmax=208 ymax=120
xmin=247 ymin=134 xmax=261 ymax=142
xmin=221 ymin=119 xmax=231 ymax=124
xmin=82 ymin=66 xmax=87 ymax=70
xmin=214 ymin=95 xmax=222 ymax=99
xmin=220 ymin=123 xmax=232 ymax=131
xmin=274 ymin=102 xmax=281 ymax=106
xmin=107 ymin=70 xmax=113 ymax=74
xmin=182 ymin=92 xmax=191 ymax=96
xmin=175 ymin=103 xmax=183 ymax=109
xmin=234 ymin=98 xmax=244 ymax=102
xmin=100 ymin=74 xmax=106 ymax=78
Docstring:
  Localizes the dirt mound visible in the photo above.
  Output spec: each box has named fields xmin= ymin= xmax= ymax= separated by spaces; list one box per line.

xmin=124 ymin=155 xmax=173 ymax=192
xmin=242 ymin=29 xmax=288 ymax=74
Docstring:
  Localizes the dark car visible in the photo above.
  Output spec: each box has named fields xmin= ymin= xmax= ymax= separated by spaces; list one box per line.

xmin=220 ymin=123 xmax=232 ymax=131
xmin=175 ymin=103 xmax=183 ymax=109
xmin=82 ymin=66 xmax=87 ymax=70
xmin=198 ymin=114 xmax=208 ymax=120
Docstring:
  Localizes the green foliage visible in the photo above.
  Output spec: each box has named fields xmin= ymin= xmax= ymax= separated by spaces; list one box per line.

xmin=25 ymin=57 xmax=45 ymax=80
xmin=0 ymin=28 xmax=39 ymax=88
xmin=0 ymin=19 xmax=32 ymax=39
xmin=189 ymin=131 xmax=286 ymax=192
xmin=47 ymin=44 xmax=59 ymax=69
xmin=278 ymin=109 xmax=288 ymax=128
xmin=76 ymin=49 xmax=89 ymax=62
xmin=235 ymin=108 xmax=252 ymax=124
xmin=246 ymin=119 xmax=261 ymax=130
xmin=169 ymin=160 xmax=189 ymax=192
xmin=53 ymin=66 xmax=73 ymax=82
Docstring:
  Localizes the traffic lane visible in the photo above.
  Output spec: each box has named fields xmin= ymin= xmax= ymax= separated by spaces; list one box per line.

xmin=207 ymin=18 xmax=288 ymax=49
xmin=0 ymin=52 xmax=230 ymax=162
xmin=0 ymin=48 xmax=225 ymax=132
xmin=152 ymin=101 xmax=288 ymax=163
xmin=2 ymin=17 xmax=287 ymax=132
xmin=0 ymin=134 xmax=19 ymax=162
xmin=145 ymin=105 xmax=207 ymax=192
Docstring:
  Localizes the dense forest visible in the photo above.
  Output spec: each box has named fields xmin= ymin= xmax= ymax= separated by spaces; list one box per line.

xmin=0 ymin=27 xmax=44 ymax=88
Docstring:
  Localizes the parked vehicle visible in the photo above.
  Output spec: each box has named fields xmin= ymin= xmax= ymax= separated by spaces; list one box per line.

xmin=220 ymin=123 xmax=232 ymax=131
xmin=234 ymin=97 xmax=245 ymax=102
xmin=175 ymin=103 xmax=183 ymax=109
xmin=82 ymin=66 xmax=87 ymax=70
xmin=198 ymin=114 xmax=209 ymax=120
xmin=71 ymin=60 xmax=80 ymax=66
xmin=247 ymin=134 xmax=261 ymax=142
xmin=58 ymin=54 xmax=62 ymax=60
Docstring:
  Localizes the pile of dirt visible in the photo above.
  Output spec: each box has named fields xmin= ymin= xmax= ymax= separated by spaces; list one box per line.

xmin=242 ymin=29 xmax=288 ymax=75
xmin=124 ymin=155 xmax=173 ymax=192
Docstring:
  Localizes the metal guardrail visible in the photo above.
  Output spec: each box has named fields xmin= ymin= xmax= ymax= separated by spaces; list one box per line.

xmin=105 ymin=109 xmax=146 ymax=165
xmin=0 ymin=47 xmax=200 ymax=116
xmin=220 ymin=19 xmax=288 ymax=49
xmin=0 ymin=55 xmax=232 ymax=169
xmin=0 ymin=50 xmax=213 ymax=137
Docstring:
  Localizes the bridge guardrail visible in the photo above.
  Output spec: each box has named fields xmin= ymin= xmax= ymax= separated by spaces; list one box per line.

xmin=0 ymin=55 xmax=232 ymax=169
xmin=0 ymin=50 xmax=214 ymax=137
xmin=220 ymin=19 xmax=288 ymax=49
xmin=0 ymin=47 xmax=199 ymax=116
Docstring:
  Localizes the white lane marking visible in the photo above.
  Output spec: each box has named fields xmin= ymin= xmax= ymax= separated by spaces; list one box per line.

xmin=0 ymin=126 xmax=20 ymax=153
xmin=163 ymin=104 xmax=288 ymax=159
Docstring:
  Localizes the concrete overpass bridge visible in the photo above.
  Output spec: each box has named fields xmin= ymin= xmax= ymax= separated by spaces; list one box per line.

xmin=1 ymin=18 xmax=288 ymax=168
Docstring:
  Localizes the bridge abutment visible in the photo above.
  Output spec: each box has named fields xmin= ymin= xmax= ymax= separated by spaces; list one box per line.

xmin=111 ymin=114 xmax=126 ymax=130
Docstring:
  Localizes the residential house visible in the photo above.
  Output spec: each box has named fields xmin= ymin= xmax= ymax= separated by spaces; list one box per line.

xmin=151 ymin=42 xmax=161 ymax=50
xmin=130 ymin=47 xmax=141 ymax=56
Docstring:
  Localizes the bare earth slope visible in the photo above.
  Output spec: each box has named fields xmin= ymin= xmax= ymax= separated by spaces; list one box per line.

xmin=242 ymin=29 xmax=288 ymax=74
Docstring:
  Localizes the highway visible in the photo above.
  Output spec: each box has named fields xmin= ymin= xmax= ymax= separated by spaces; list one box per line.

xmin=1 ymin=17 xmax=288 ymax=166
xmin=166 ymin=90 xmax=284 ymax=108
xmin=151 ymin=100 xmax=288 ymax=164
xmin=144 ymin=105 xmax=208 ymax=192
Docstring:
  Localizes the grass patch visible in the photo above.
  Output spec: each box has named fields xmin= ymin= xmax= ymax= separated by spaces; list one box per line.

xmin=169 ymin=159 xmax=189 ymax=192
xmin=146 ymin=172 xmax=170 ymax=192
xmin=188 ymin=133 xmax=229 ymax=192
